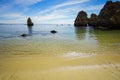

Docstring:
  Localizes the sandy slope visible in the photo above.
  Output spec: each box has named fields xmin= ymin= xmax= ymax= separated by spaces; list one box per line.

xmin=0 ymin=54 xmax=120 ymax=80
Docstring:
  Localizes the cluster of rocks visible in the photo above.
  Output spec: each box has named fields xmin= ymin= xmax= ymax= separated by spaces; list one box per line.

xmin=74 ymin=0 xmax=120 ymax=29
xmin=21 ymin=18 xmax=57 ymax=37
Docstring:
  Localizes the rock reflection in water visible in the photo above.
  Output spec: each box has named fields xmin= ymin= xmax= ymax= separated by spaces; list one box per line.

xmin=75 ymin=26 xmax=98 ymax=50
xmin=27 ymin=25 xmax=33 ymax=36
xmin=75 ymin=27 xmax=86 ymax=40
xmin=75 ymin=26 xmax=95 ymax=41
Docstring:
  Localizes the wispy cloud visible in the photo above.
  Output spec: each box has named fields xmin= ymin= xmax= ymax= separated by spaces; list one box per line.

xmin=39 ymin=0 xmax=89 ymax=14
xmin=0 ymin=0 xmax=105 ymax=24
xmin=14 ymin=0 xmax=42 ymax=6
xmin=32 ymin=4 xmax=103 ymax=24
xmin=32 ymin=10 xmax=69 ymax=23
xmin=0 ymin=3 xmax=104 ymax=24
xmin=85 ymin=4 xmax=104 ymax=11
xmin=1 ymin=13 xmax=25 ymax=19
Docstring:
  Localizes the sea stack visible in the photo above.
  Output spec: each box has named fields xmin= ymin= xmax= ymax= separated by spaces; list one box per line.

xmin=74 ymin=0 xmax=120 ymax=29
xmin=88 ymin=13 xmax=98 ymax=26
xmin=95 ymin=0 xmax=120 ymax=29
xmin=27 ymin=17 xmax=34 ymax=26
xmin=74 ymin=11 xmax=88 ymax=26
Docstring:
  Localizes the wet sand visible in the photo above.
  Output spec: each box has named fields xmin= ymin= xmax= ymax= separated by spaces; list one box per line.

xmin=0 ymin=54 xmax=120 ymax=80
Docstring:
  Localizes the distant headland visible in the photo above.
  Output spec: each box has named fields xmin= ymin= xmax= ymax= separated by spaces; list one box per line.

xmin=74 ymin=0 xmax=120 ymax=29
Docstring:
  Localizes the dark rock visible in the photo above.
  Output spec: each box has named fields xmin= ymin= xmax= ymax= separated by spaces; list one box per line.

xmin=50 ymin=30 xmax=57 ymax=34
xmin=74 ymin=11 xmax=88 ymax=26
xmin=88 ymin=13 xmax=98 ymax=26
xmin=27 ymin=17 xmax=34 ymax=26
xmin=96 ymin=0 xmax=120 ymax=29
xmin=21 ymin=34 xmax=28 ymax=37
xmin=74 ymin=0 xmax=120 ymax=29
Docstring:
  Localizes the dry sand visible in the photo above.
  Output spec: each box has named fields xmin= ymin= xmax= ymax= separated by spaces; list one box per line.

xmin=0 ymin=54 xmax=120 ymax=80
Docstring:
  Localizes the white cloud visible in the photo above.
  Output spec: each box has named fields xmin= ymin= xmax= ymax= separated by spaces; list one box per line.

xmin=0 ymin=0 xmax=104 ymax=24
xmin=0 ymin=19 xmax=26 ymax=24
xmin=0 ymin=13 xmax=27 ymax=24
xmin=0 ymin=4 xmax=104 ymax=24
xmin=32 ymin=11 xmax=68 ymax=23
xmin=39 ymin=0 xmax=89 ymax=14
xmin=33 ymin=3 xmax=104 ymax=24
xmin=85 ymin=4 xmax=104 ymax=11
xmin=0 ymin=13 xmax=26 ymax=19
xmin=14 ymin=0 xmax=42 ymax=6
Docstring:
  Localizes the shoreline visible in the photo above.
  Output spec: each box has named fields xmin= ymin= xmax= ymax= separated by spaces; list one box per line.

xmin=0 ymin=53 xmax=120 ymax=80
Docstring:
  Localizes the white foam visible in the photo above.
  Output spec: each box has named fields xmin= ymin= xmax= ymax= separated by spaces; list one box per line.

xmin=49 ymin=63 xmax=120 ymax=72
xmin=62 ymin=52 xmax=96 ymax=58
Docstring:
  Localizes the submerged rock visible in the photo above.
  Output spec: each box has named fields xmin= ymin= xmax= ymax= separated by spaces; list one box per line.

xmin=74 ymin=11 xmax=88 ymax=26
xmin=50 ymin=30 xmax=57 ymax=34
xmin=27 ymin=17 xmax=34 ymax=26
xmin=21 ymin=34 xmax=28 ymax=37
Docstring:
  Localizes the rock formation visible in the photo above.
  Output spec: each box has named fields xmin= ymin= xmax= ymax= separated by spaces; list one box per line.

xmin=21 ymin=34 xmax=28 ymax=37
xmin=74 ymin=0 xmax=120 ymax=29
xmin=27 ymin=17 xmax=34 ymax=26
xmin=88 ymin=13 xmax=98 ymax=26
xmin=74 ymin=11 xmax=88 ymax=26
xmin=50 ymin=30 xmax=57 ymax=34
xmin=96 ymin=0 xmax=120 ymax=29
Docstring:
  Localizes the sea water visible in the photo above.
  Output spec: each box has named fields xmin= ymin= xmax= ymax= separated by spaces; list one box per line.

xmin=0 ymin=24 xmax=120 ymax=56
xmin=0 ymin=24 xmax=120 ymax=80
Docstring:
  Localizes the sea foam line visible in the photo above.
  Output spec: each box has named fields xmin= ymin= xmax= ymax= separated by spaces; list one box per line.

xmin=49 ymin=63 xmax=120 ymax=72
xmin=62 ymin=52 xmax=96 ymax=58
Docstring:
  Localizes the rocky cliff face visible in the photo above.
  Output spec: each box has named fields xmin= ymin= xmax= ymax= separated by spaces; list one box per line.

xmin=74 ymin=1 xmax=120 ymax=29
xmin=74 ymin=11 xmax=88 ymax=26
xmin=88 ymin=13 xmax=98 ymax=26
xmin=27 ymin=17 xmax=34 ymax=26
xmin=96 ymin=1 xmax=120 ymax=29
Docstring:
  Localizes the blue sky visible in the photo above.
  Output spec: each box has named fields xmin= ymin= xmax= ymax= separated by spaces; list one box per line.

xmin=0 ymin=0 xmax=116 ymax=24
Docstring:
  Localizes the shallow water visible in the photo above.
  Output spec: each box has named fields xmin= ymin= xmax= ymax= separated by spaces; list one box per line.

xmin=0 ymin=24 xmax=120 ymax=80
xmin=0 ymin=24 xmax=120 ymax=56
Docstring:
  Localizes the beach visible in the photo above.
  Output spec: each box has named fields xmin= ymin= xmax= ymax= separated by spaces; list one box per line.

xmin=0 ymin=24 xmax=120 ymax=80
xmin=0 ymin=0 xmax=120 ymax=79
xmin=0 ymin=54 xmax=120 ymax=80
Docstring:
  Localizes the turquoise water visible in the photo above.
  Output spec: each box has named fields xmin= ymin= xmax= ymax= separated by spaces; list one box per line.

xmin=0 ymin=24 xmax=120 ymax=56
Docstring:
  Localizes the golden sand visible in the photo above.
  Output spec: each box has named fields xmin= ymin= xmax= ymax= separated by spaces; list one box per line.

xmin=0 ymin=54 xmax=120 ymax=80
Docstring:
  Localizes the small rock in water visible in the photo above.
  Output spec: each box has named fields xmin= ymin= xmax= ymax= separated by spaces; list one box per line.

xmin=50 ymin=30 xmax=57 ymax=34
xmin=21 ymin=34 xmax=28 ymax=37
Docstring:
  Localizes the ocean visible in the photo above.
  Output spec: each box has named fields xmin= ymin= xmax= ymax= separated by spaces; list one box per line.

xmin=0 ymin=24 xmax=120 ymax=56
xmin=0 ymin=24 xmax=120 ymax=80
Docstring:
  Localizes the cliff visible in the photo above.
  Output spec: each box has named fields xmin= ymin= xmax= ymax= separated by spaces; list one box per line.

xmin=74 ymin=11 xmax=88 ymax=26
xmin=96 ymin=1 xmax=120 ymax=29
xmin=88 ymin=13 xmax=98 ymax=26
xmin=27 ymin=17 xmax=34 ymax=26
xmin=74 ymin=1 xmax=120 ymax=29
